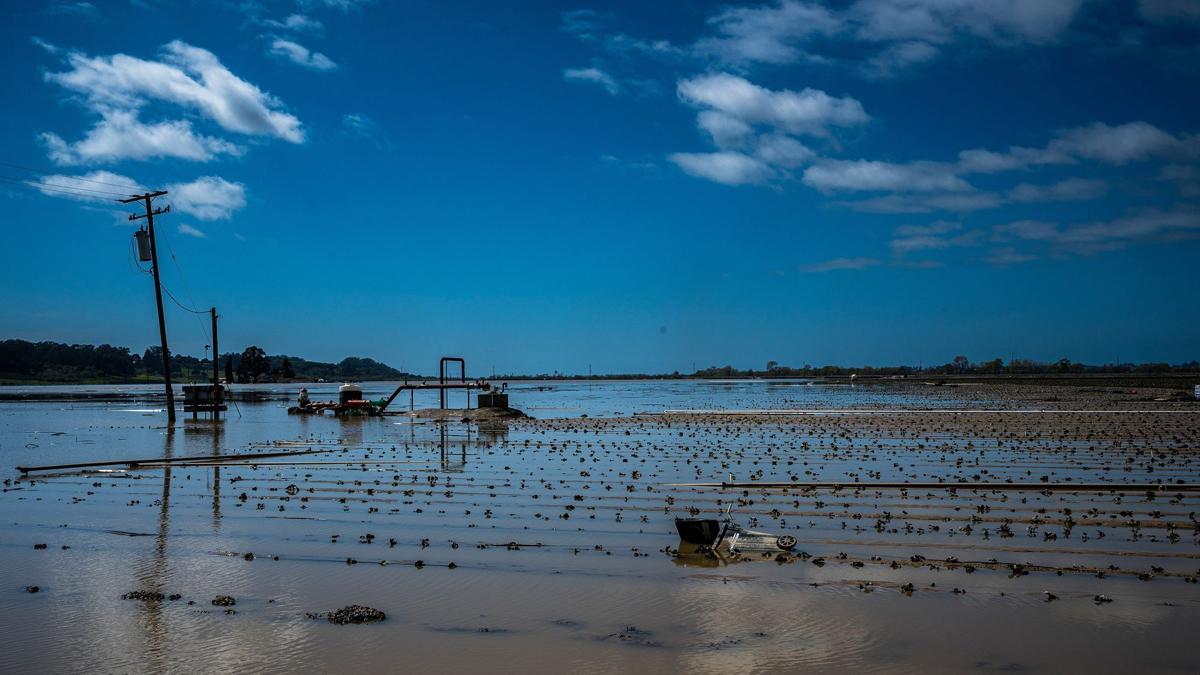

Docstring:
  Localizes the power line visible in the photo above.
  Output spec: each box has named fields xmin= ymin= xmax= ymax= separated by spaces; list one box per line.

xmin=0 ymin=174 xmax=132 ymax=200
xmin=0 ymin=159 xmax=143 ymax=190
xmin=161 ymin=281 xmax=209 ymax=315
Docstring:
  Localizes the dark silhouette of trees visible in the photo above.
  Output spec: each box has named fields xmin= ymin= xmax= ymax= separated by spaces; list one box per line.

xmin=236 ymin=346 xmax=271 ymax=383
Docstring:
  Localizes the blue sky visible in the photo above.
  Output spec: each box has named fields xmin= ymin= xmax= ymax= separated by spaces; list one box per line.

xmin=1 ymin=0 xmax=1198 ymax=374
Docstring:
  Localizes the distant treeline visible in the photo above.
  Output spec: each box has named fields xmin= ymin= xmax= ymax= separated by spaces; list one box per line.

xmin=3 ymin=340 xmax=1198 ymax=384
xmin=691 ymin=356 xmax=1200 ymax=378
xmin=0 ymin=339 xmax=406 ymax=384
xmin=498 ymin=356 xmax=1200 ymax=380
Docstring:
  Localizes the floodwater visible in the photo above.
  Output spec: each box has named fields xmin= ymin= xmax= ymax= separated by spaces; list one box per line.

xmin=1 ymin=380 xmax=1198 ymax=673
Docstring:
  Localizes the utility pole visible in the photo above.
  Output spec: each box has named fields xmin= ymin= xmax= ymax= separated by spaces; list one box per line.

xmin=122 ymin=191 xmax=175 ymax=423
xmin=211 ymin=307 xmax=220 ymax=421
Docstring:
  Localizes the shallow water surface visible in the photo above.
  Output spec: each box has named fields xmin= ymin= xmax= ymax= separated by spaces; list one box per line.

xmin=2 ymin=381 xmax=1198 ymax=673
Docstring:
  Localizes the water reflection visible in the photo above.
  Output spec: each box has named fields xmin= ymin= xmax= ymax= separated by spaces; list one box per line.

xmin=439 ymin=424 xmax=468 ymax=472
xmin=131 ymin=425 xmax=174 ymax=671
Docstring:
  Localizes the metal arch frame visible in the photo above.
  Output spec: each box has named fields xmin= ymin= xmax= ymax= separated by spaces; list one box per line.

xmin=439 ymin=357 xmax=466 ymax=409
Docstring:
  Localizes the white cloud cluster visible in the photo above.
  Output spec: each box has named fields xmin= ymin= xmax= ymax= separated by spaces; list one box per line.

xmin=678 ymin=73 xmax=868 ymax=137
xmin=269 ymin=39 xmax=337 ymax=71
xmin=41 ymin=41 xmax=304 ymax=165
xmin=30 ymin=171 xmax=246 ymax=221
xmin=670 ymin=74 xmax=865 ymax=185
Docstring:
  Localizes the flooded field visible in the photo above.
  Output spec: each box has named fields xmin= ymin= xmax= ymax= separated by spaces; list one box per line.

xmin=2 ymin=379 xmax=1199 ymax=673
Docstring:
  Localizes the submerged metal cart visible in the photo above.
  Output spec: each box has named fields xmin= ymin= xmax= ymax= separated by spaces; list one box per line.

xmin=675 ymin=506 xmax=796 ymax=553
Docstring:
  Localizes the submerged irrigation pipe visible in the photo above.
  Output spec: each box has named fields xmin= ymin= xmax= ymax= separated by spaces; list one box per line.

xmin=668 ymin=481 xmax=1200 ymax=493
xmin=16 ymin=448 xmax=332 ymax=474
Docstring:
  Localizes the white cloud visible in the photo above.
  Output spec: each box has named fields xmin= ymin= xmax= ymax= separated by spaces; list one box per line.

xmin=268 ymin=39 xmax=337 ymax=71
xmin=754 ymin=134 xmax=815 ymax=168
xmin=959 ymin=121 xmax=1197 ymax=173
xmin=32 ymin=36 xmax=60 ymax=54
xmin=39 ymin=110 xmax=242 ymax=164
xmin=177 ymin=223 xmax=206 ymax=238
xmin=563 ymin=67 xmax=619 ymax=95
xmin=697 ymin=1 xmax=842 ymax=65
xmin=697 ymin=111 xmax=752 ymax=149
xmin=1047 ymin=121 xmax=1190 ymax=164
xmin=1009 ymin=177 xmax=1107 ymax=202
xmin=28 ymin=171 xmax=247 ymax=221
xmin=801 ymin=257 xmax=881 ymax=272
xmin=45 ymin=41 xmax=304 ymax=143
xmin=956 ymin=145 xmax=1072 ymax=173
xmin=165 ymin=176 xmax=247 ymax=220
xmin=669 ymin=151 xmax=775 ymax=185
xmin=803 ymin=159 xmax=970 ymax=193
xmin=678 ymin=73 xmax=868 ymax=137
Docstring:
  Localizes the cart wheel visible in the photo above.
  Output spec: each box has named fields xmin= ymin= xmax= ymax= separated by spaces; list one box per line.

xmin=775 ymin=535 xmax=797 ymax=551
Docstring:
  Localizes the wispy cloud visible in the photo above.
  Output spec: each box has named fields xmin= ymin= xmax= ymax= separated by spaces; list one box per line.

xmin=563 ymin=67 xmax=619 ymax=95
xmin=268 ymin=39 xmax=337 ymax=71
xmin=801 ymin=257 xmax=881 ymax=272
xmin=177 ymin=223 xmax=206 ymax=238
xmin=340 ymin=113 xmax=395 ymax=150
xmin=263 ymin=14 xmax=323 ymax=33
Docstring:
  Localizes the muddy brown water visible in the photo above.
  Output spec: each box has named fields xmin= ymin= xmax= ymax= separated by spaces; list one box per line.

xmin=2 ymin=380 xmax=1199 ymax=673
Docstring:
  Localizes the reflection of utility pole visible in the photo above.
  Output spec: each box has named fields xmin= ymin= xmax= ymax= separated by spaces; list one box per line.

xmin=123 ymin=190 xmax=174 ymax=423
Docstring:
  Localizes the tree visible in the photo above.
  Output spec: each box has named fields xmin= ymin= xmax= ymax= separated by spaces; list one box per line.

xmin=225 ymin=355 xmax=234 ymax=384
xmin=952 ymin=355 xmax=969 ymax=373
xmin=237 ymin=346 xmax=271 ymax=383
xmin=142 ymin=347 xmax=162 ymax=375
xmin=766 ymin=360 xmax=778 ymax=373
xmin=280 ymin=356 xmax=295 ymax=379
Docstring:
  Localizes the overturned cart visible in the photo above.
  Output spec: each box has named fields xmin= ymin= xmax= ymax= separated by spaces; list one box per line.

xmin=675 ymin=508 xmax=796 ymax=555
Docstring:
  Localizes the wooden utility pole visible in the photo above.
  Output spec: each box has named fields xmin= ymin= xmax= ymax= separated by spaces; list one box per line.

xmin=210 ymin=307 xmax=220 ymax=421
xmin=210 ymin=308 xmax=219 ymax=385
xmin=121 ymin=191 xmax=175 ymax=423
